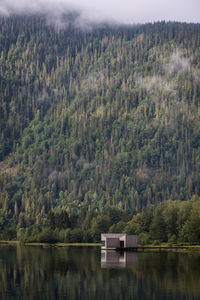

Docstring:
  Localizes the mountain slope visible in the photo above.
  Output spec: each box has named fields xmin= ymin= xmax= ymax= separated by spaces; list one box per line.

xmin=0 ymin=16 xmax=200 ymax=231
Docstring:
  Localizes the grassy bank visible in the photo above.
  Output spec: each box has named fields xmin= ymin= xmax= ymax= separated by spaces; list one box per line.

xmin=0 ymin=240 xmax=102 ymax=247
xmin=0 ymin=241 xmax=200 ymax=252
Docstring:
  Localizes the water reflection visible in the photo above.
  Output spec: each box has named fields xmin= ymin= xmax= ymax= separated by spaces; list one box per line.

xmin=0 ymin=245 xmax=200 ymax=300
xmin=101 ymin=250 xmax=138 ymax=268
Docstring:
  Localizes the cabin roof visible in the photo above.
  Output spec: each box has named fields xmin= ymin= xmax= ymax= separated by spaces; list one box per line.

xmin=101 ymin=233 xmax=127 ymax=238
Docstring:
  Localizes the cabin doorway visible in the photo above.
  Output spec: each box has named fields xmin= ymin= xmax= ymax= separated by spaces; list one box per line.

xmin=120 ymin=241 xmax=124 ymax=248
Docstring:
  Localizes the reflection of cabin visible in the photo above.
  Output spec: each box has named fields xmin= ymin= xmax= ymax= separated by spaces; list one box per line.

xmin=101 ymin=233 xmax=138 ymax=250
xmin=101 ymin=250 xmax=138 ymax=268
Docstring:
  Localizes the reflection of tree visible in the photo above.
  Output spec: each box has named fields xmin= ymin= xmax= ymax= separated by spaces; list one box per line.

xmin=131 ymin=253 xmax=200 ymax=299
xmin=0 ymin=247 xmax=200 ymax=299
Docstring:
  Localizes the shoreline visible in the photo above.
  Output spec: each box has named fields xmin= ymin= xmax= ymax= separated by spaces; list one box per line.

xmin=0 ymin=241 xmax=200 ymax=252
xmin=0 ymin=241 xmax=102 ymax=247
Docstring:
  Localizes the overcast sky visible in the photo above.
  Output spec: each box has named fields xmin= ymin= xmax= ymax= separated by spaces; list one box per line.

xmin=0 ymin=0 xmax=200 ymax=24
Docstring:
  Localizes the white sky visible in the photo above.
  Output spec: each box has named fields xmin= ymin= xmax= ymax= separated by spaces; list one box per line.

xmin=0 ymin=0 xmax=200 ymax=24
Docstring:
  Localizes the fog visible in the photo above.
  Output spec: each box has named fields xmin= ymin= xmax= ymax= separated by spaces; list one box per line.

xmin=0 ymin=0 xmax=199 ymax=25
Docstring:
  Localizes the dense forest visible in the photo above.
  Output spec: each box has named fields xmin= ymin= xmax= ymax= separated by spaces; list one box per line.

xmin=0 ymin=15 xmax=200 ymax=243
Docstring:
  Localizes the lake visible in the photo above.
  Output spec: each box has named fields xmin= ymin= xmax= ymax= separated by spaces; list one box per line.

xmin=0 ymin=245 xmax=200 ymax=299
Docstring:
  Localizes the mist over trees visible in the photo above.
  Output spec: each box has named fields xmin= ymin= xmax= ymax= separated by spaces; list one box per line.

xmin=0 ymin=15 xmax=200 ymax=242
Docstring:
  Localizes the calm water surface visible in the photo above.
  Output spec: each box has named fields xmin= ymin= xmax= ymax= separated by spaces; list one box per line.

xmin=0 ymin=245 xmax=200 ymax=300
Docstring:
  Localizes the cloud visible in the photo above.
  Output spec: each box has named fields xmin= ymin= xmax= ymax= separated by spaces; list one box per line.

xmin=165 ymin=49 xmax=200 ymax=80
xmin=81 ymin=71 xmax=104 ymax=90
xmin=136 ymin=75 xmax=176 ymax=95
xmin=165 ymin=49 xmax=191 ymax=76
xmin=0 ymin=0 xmax=200 ymax=25
xmin=136 ymin=48 xmax=200 ymax=100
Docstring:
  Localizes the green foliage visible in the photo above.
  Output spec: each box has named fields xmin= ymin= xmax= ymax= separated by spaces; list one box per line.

xmin=150 ymin=214 xmax=167 ymax=242
xmin=179 ymin=200 xmax=200 ymax=244
xmin=0 ymin=16 xmax=200 ymax=242
xmin=138 ymin=233 xmax=152 ymax=245
xmin=124 ymin=222 xmax=142 ymax=235
xmin=36 ymin=228 xmax=57 ymax=243
xmin=6 ymin=197 xmax=200 ymax=244
xmin=109 ymin=221 xmax=126 ymax=233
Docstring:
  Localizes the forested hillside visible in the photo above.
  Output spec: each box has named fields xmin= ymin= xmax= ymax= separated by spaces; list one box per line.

xmin=0 ymin=15 xmax=200 ymax=241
